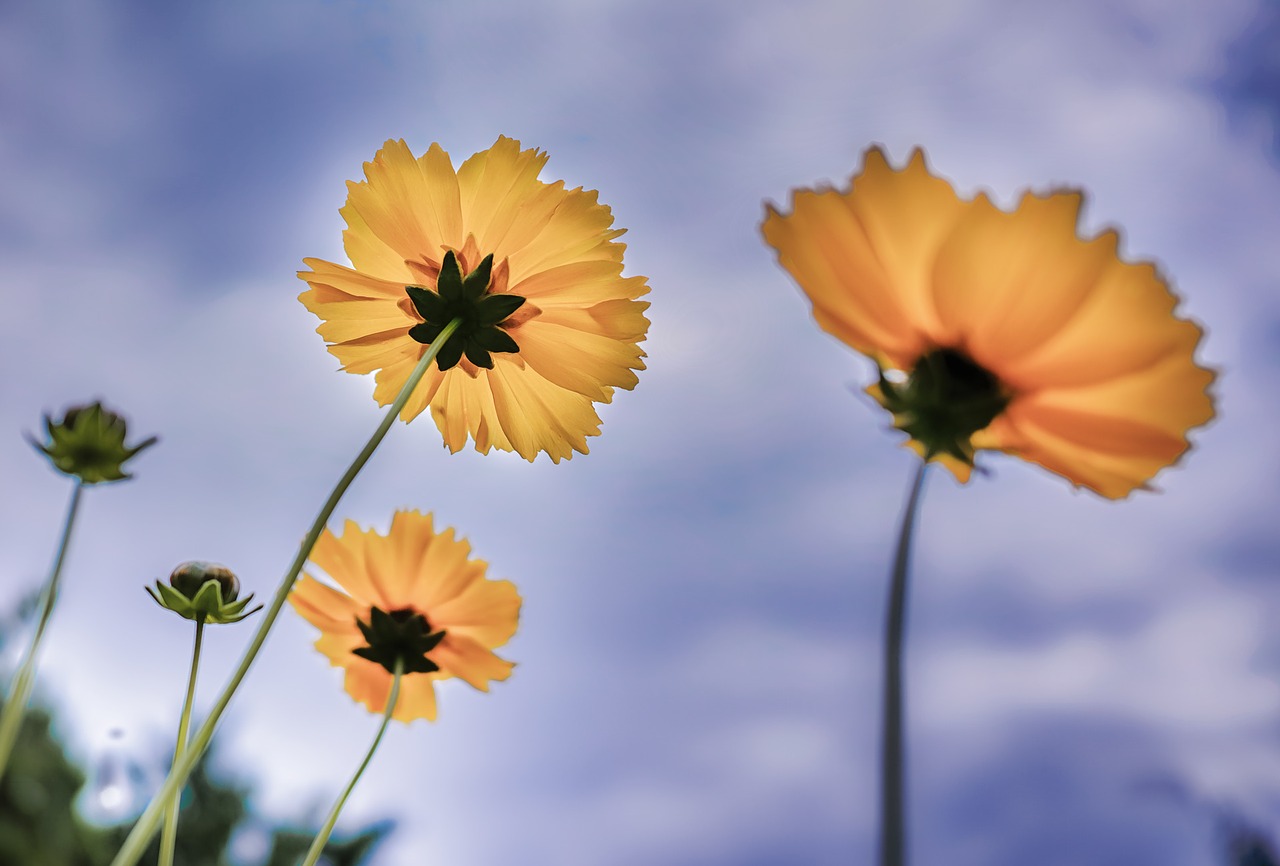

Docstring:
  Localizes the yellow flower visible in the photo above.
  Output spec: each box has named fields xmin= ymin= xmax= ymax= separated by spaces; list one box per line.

xmin=288 ymin=510 xmax=520 ymax=722
xmin=299 ymin=136 xmax=651 ymax=463
xmin=761 ymin=147 xmax=1215 ymax=499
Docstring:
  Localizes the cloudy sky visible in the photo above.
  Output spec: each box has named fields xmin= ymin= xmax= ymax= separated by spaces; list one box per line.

xmin=3 ymin=0 xmax=1280 ymax=864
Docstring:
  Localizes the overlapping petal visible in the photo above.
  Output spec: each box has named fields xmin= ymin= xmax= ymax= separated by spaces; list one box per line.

xmin=762 ymin=146 xmax=1215 ymax=498
xmin=299 ymin=136 xmax=650 ymax=462
xmin=288 ymin=510 xmax=520 ymax=722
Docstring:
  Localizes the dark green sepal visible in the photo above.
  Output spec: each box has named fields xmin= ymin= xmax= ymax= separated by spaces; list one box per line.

xmin=434 ymin=338 xmax=467 ymax=372
xmin=28 ymin=401 xmax=158 ymax=485
xmin=463 ymin=342 xmax=496 ymax=369
xmin=473 ymin=327 xmax=520 ymax=354
xmin=406 ymin=285 xmax=447 ymax=321
xmin=352 ymin=606 xmax=447 ymax=675
xmin=877 ymin=347 xmax=1011 ymax=466
xmin=408 ymin=321 xmax=445 ymax=345
xmin=476 ymin=293 xmax=526 ymax=326
xmin=436 ymin=251 xmax=466 ymax=304
xmin=461 ymin=254 xmax=494 ymax=301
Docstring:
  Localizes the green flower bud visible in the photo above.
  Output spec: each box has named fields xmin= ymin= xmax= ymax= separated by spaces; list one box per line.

xmin=29 ymin=401 xmax=158 ymax=484
xmin=168 ymin=561 xmax=239 ymax=602
xmin=146 ymin=561 xmax=262 ymax=625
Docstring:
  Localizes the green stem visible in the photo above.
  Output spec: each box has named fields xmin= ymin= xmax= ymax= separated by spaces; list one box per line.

xmin=879 ymin=460 xmax=929 ymax=866
xmin=0 ymin=480 xmax=85 ymax=780
xmin=300 ymin=658 xmax=404 ymax=866
xmin=110 ymin=319 xmax=463 ymax=866
xmin=158 ymin=618 xmax=204 ymax=866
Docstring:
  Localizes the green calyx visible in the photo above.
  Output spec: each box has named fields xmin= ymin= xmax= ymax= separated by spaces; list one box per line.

xmin=877 ymin=347 xmax=1011 ymax=466
xmin=147 ymin=561 xmax=263 ymax=624
xmin=405 ymin=250 xmax=526 ymax=371
xmin=353 ymin=606 xmax=446 ymax=675
xmin=29 ymin=401 xmax=158 ymax=484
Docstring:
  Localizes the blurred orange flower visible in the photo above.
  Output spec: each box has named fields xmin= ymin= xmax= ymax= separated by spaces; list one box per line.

xmin=762 ymin=147 xmax=1215 ymax=498
xmin=289 ymin=510 xmax=520 ymax=722
xmin=299 ymin=136 xmax=650 ymax=462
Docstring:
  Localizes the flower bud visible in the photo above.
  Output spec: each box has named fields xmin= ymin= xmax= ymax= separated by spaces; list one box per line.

xmin=29 ymin=401 xmax=158 ymax=484
xmin=169 ymin=561 xmax=239 ymax=603
xmin=146 ymin=561 xmax=262 ymax=625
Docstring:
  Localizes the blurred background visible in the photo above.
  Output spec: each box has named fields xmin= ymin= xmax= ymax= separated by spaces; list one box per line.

xmin=2 ymin=0 xmax=1280 ymax=863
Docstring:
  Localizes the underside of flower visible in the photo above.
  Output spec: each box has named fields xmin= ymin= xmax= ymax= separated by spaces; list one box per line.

xmin=405 ymin=250 xmax=527 ymax=371
xmin=352 ymin=606 xmax=447 ymax=675
xmin=298 ymin=136 xmax=650 ymax=462
xmin=877 ymin=348 xmax=1011 ymax=466
xmin=761 ymin=146 xmax=1216 ymax=498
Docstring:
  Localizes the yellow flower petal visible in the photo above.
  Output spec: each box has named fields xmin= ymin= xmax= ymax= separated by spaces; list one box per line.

xmin=287 ymin=510 xmax=520 ymax=722
xmin=300 ymin=137 xmax=649 ymax=462
xmin=764 ymin=146 xmax=1215 ymax=498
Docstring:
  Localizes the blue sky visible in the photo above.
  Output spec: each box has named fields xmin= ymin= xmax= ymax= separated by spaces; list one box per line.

xmin=3 ymin=1 xmax=1280 ymax=864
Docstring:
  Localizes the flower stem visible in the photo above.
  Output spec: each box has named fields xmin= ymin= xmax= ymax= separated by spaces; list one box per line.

xmin=110 ymin=319 xmax=463 ymax=866
xmin=0 ymin=480 xmax=84 ymax=780
xmin=158 ymin=618 xmax=204 ymax=866
xmin=300 ymin=658 xmax=404 ymax=866
xmin=879 ymin=460 xmax=929 ymax=866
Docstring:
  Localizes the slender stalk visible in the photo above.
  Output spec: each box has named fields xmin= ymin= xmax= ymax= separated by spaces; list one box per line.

xmin=158 ymin=618 xmax=205 ymax=866
xmin=879 ymin=460 xmax=929 ymax=866
xmin=300 ymin=659 xmax=404 ymax=866
xmin=0 ymin=481 xmax=85 ymax=779
xmin=111 ymin=319 xmax=463 ymax=866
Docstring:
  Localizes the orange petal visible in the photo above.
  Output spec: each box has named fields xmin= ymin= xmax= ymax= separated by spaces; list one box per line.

xmin=433 ymin=634 xmax=515 ymax=691
xmin=456 ymin=137 xmax=552 ymax=257
xmin=1004 ymin=255 xmax=1208 ymax=391
xmin=930 ymin=191 xmax=1115 ymax=368
xmin=344 ymin=139 xmax=464 ymax=269
xmin=515 ymin=318 xmax=644 ymax=400
xmin=762 ymin=147 xmax=967 ymax=368
xmin=432 ymin=577 xmax=522 ymax=647
xmin=309 ymin=522 xmax=385 ymax=608
xmin=290 ymin=575 xmax=364 ymax=633
xmin=392 ymin=673 xmax=440 ymax=722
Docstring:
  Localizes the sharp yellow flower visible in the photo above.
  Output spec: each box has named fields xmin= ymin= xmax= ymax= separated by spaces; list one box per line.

xmin=299 ymin=136 xmax=651 ymax=463
xmin=288 ymin=510 xmax=520 ymax=722
xmin=762 ymin=147 xmax=1215 ymax=498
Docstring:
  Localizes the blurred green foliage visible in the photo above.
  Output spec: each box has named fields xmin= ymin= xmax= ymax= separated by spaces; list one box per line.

xmin=0 ymin=695 xmax=389 ymax=866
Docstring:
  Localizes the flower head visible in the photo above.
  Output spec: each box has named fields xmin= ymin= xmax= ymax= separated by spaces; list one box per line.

xmin=299 ymin=136 xmax=651 ymax=463
xmin=288 ymin=510 xmax=520 ymax=722
xmin=761 ymin=147 xmax=1215 ymax=498
xmin=29 ymin=401 xmax=157 ymax=484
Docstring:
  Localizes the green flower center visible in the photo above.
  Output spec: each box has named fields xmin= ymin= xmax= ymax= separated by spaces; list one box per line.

xmin=877 ymin=347 xmax=1011 ymax=466
xmin=405 ymin=250 xmax=526 ymax=372
xmin=352 ymin=606 xmax=447 ymax=675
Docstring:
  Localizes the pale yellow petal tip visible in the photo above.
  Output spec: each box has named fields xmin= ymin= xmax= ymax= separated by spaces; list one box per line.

xmin=289 ymin=509 xmax=519 ymax=722
xmin=771 ymin=143 xmax=1215 ymax=497
xmin=301 ymin=137 xmax=648 ymax=462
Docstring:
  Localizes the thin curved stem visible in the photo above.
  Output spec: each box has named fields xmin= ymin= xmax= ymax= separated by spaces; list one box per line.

xmin=158 ymin=618 xmax=205 ymax=866
xmin=879 ymin=460 xmax=929 ymax=866
xmin=111 ymin=319 xmax=463 ymax=866
xmin=0 ymin=480 xmax=85 ymax=779
xmin=300 ymin=659 xmax=403 ymax=866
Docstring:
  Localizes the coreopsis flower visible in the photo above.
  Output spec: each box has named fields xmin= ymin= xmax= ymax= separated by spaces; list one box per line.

xmin=288 ymin=510 xmax=520 ymax=722
xmin=299 ymin=136 xmax=651 ymax=463
xmin=29 ymin=401 xmax=157 ymax=484
xmin=761 ymin=147 xmax=1215 ymax=498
